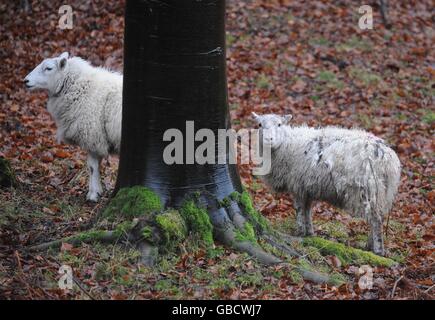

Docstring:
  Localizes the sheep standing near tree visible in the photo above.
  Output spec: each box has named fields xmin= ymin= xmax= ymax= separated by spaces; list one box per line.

xmin=252 ymin=113 xmax=401 ymax=255
xmin=24 ymin=52 xmax=122 ymax=202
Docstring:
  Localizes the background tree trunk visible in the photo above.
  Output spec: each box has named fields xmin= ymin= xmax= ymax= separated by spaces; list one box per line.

xmin=116 ymin=0 xmax=242 ymax=212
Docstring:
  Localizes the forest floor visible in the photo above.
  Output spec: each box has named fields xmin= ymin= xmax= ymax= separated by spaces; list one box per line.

xmin=0 ymin=0 xmax=433 ymax=299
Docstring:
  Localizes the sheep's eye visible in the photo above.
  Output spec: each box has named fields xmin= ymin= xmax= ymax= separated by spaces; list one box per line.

xmin=258 ymin=123 xmax=262 ymax=128
xmin=278 ymin=123 xmax=281 ymax=127
xmin=45 ymin=67 xmax=52 ymax=71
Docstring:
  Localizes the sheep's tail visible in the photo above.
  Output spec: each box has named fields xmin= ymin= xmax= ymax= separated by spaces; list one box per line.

xmin=363 ymin=144 xmax=401 ymax=221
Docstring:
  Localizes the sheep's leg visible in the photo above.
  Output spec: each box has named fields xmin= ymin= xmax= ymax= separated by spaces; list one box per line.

xmin=295 ymin=199 xmax=306 ymax=236
xmin=303 ymin=201 xmax=314 ymax=236
xmin=295 ymin=198 xmax=314 ymax=236
xmin=368 ymin=214 xmax=385 ymax=256
xmin=86 ymin=153 xmax=103 ymax=202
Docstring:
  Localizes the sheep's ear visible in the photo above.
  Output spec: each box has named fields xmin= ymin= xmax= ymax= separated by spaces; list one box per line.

xmin=59 ymin=52 xmax=69 ymax=59
xmin=58 ymin=58 xmax=67 ymax=70
xmin=251 ymin=112 xmax=260 ymax=122
xmin=283 ymin=114 xmax=293 ymax=124
xmin=58 ymin=52 xmax=69 ymax=70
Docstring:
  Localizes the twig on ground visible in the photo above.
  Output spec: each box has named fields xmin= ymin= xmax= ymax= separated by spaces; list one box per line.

xmin=424 ymin=284 xmax=435 ymax=294
xmin=390 ymin=275 xmax=403 ymax=298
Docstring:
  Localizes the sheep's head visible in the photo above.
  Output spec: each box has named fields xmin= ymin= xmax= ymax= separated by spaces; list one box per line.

xmin=251 ymin=112 xmax=292 ymax=149
xmin=24 ymin=52 xmax=69 ymax=95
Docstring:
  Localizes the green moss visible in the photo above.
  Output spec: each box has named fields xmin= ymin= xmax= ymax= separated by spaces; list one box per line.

xmin=226 ymin=33 xmax=236 ymax=47
xmin=63 ymin=226 xmax=133 ymax=246
xmin=256 ymin=74 xmax=271 ymax=90
xmin=112 ymin=265 xmax=134 ymax=286
xmin=297 ymin=258 xmax=314 ymax=272
xmin=349 ymin=67 xmax=382 ymax=87
xmin=103 ymin=186 xmax=162 ymax=220
xmin=309 ymin=37 xmax=330 ymax=47
xmin=235 ymin=222 xmax=257 ymax=244
xmin=317 ymin=70 xmax=336 ymax=82
xmin=154 ymin=279 xmax=180 ymax=295
xmin=289 ymin=269 xmax=304 ymax=284
xmin=354 ymin=234 xmax=369 ymax=249
xmin=329 ymin=273 xmax=347 ymax=287
xmin=236 ymin=271 xmax=263 ymax=287
xmin=303 ymin=237 xmax=396 ymax=267
xmin=336 ymin=36 xmax=373 ymax=52
xmin=218 ymin=197 xmax=232 ymax=208
xmin=209 ymin=278 xmax=236 ymax=291
xmin=112 ymin=221 xmax=134 ymax=238
xmin=141 ymin=226 xmax=153 ymax=241
xmin=316 ymin=70 xmax=345 ymax=89
xmin=231 ymin=191 xmax=269 ymax=232
xmin=0 ymin=157 xmax=17 ymax=188
xmin=207 ymin=246 xmax=225 ymax=259
xmin=302 ymin=246 xmax=325 ymax=263
xmin=269 ymin=217 xmax=298 ymax=237
xmin=69 ymin=229 xmax=109 ymax=243
xmin=155 ymin=209 xmax=187 ymax=249
xmin=422 ymin=110 xmax=435 ymax=125
xmin=59 ymin=251 xmax=84 ymax=267
xmin=179 ymin=200 xmax=214 ymax=248
xmin=389 ymin=248 xmax=409 ymax=264
xmin=259 ymin=240 xmax=287 ymax=259
xmin=321 ymin=221 xmax=349 ymax=242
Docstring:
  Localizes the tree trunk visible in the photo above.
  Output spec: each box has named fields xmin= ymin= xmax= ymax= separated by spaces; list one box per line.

xmin=116 ymin=0 xmax=241 ymax=208
xmin=111 ymin=0 xmax=286 ymax=264
xmin=117 ymin=0 xmax=241 ymax=230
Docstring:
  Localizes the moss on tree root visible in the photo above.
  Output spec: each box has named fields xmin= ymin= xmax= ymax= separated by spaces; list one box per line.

xmin=103 ymin=185 xmax=162 ymax=220
xmin=235 ymin=222 xmax=257 ymax=244
xmin=101 ymin=186 xmax=216 ymax=252
xmin=29 ymin=186 xmax=398 ymax=286
xmin=302 ymin=237 xmax=396 ymax=267
xmin=28 ymin=229 xmax=120 ymax=251
xmin=155 ymin=209 xmax=188 ymax=250
xmin=228 ymin=191 xmax=269 ymax=232
xmin=179 ymin=200 xmax=214 ymax=248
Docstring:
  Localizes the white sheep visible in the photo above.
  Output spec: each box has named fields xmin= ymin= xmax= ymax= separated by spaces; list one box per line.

xmin=252 ymin=112 xmax=401 ymax=255
xmin=24 ymin=52 xmax=122 ymax=202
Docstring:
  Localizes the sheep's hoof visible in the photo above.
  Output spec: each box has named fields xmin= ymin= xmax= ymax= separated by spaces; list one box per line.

xmin=86 ymin=191 xmax=100 ymax=202
xmin=366 ymin=242 xmax=385 ymax=256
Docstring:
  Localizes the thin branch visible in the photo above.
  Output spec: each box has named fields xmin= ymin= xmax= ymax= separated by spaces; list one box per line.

xmin=27 ymin=230 xmax=119 ymax=252
xmin=390 ymin=275 xmax=403 ymax=298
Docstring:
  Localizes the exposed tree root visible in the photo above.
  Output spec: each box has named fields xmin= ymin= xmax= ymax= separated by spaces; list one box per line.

xmin=295 ymin=267 xmax=335 ymax=285
xmin=27 ymin=187 xmax=397 ymax=287
xmin=27 ymin=230 xmax=120 ymax=252
xmin=136 ymin=241 xmax=158 ymax=266
xmin=261 ymin=234 xmax=300 ymax=258
xmin=221 ymin=230 xmax=282 ymax=265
